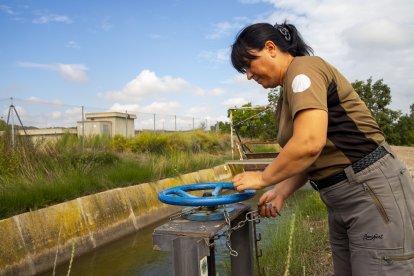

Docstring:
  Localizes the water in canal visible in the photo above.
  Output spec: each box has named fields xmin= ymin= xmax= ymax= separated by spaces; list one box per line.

xmin=43 ymin=190 xmax=278 ymax=276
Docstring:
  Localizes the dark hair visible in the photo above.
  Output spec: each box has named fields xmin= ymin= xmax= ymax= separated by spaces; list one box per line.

xmin=231 ymin=21 xmax=313 ymax=73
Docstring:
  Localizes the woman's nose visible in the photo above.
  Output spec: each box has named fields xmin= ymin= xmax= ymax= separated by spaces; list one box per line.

xmin=246 ymin=69 xmax=253 ymax=80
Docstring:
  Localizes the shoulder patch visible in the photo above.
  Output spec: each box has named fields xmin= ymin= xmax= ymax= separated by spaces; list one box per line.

xmin=292 ymin=74 xmax=311 ymax=93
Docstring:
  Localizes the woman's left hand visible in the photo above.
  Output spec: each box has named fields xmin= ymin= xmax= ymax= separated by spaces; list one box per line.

xmin=232 ymin=171 xmax=266 ymax=191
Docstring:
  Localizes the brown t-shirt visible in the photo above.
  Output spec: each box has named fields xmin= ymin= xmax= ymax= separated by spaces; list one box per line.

xmin=277 ymin=56 xmax=384 ymax=180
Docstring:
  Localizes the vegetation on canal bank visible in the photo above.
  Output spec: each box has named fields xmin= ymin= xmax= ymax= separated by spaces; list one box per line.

xmin=0 ymin=130 xmax=231 ymax=219
xmin=260 ymin=189 xmax=331 ymax=275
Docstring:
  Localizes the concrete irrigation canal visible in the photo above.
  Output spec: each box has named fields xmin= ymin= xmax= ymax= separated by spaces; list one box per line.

xmin=39 ymin=191 xmax=273 ymax=276
xmin=0 ymin=164 xmax=256 ymax=275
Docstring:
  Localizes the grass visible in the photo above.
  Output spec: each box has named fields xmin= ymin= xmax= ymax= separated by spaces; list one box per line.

xmin=259 ymin=189 xmax=332 ymax=276
xmin=244 ymin=143 xmax=282 ymax=153
xmin=0 ymin=130 xmax=231 ymax=219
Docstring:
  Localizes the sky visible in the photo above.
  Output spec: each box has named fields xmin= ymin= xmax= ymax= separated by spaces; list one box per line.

xmin=0 ymin=0 xmax=413 ymax=130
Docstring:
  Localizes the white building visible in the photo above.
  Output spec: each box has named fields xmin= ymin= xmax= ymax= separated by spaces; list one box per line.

xmin=1 ymin=112 xmax=137 ymax=142
xmin=77 ymin=112 xmax=137 ymax=138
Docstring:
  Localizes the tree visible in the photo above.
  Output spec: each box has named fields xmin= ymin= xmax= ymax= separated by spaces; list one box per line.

xmin=394 ymin=103 xmax=414 ymax=146
xmin=211 ymin=121 xmax=231 ymax=133
xmin=352 ymin=77 xmax=401 ymax=144
xmin=230 ymin=103 xmax=264 ymax=139
xmin=225 ymin=88 xmax=280 ymax=140
xmin=260 ymin=87 xmax=279 ymax=140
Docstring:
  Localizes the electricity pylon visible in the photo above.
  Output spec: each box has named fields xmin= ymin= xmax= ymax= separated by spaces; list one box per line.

xmin=6 ymin=97 xmax=27 ymax=148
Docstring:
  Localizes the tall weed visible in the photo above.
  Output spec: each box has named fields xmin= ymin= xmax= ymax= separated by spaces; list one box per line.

xmin=0 ymin=131 xmax=231 ymax=219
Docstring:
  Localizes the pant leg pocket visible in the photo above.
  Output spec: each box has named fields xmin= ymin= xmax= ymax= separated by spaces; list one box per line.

xmin=380 ymin=252 xmax=414 ymax=276
xmin=398 ymin=167 xmax=414 ymax=227
xmin=347 ymin=176 xmax=404 ymax=249
xmin=362 ymin=182 xmax=390 ymax=224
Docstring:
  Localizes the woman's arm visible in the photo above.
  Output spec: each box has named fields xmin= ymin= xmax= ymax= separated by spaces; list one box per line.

xmin=233 ymin=108 xmax=327 ymax=191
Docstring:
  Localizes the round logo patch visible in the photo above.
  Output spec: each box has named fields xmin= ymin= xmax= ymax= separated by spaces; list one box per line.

xmin=292 ymin=74 xmax=311 ymax=93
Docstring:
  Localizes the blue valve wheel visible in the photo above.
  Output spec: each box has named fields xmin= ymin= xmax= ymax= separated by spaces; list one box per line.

xmin=158 ymin=182 xmax=256 ymax=207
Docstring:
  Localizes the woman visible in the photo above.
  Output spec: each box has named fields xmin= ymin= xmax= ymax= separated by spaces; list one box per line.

xmin=231 ymin=22 xmax=414 ymax=275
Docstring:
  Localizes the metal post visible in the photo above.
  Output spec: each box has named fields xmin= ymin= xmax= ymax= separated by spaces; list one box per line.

xmin=153 ymin=204 xmax=253 ymax=276
xmin=230 ymin=110 xmax=234 ymax=160
xmin=11 ymin=111 xmax=15 ymax=149
xmin=192 ymin=117 xmax=194 ymax=130
xmin=175 ymin=115 xmax=177 ymax=132
xmin=81 ymin=106 xmax=85 ymax=151
xmin=125 ymin=110 xmax=128 ymax=137
xmin=230 ymin=216 xmax=254 ymax=276
xmin=9 ymin=97 xmax=15 ymax=149
xmin=153 ymin=113 xmax=156 ymax=131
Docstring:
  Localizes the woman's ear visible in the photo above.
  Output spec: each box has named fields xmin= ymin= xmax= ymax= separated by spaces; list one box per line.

xmin=264 ymin=40 xmax=277 ymax=57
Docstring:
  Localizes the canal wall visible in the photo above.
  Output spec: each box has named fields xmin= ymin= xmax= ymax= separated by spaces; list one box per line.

xmin=0 ymin=164 xmax=239 ymax=276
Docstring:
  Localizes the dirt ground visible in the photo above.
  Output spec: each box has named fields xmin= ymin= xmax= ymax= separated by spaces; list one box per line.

xmin=391 ymin=145 xmax=414 ymax=176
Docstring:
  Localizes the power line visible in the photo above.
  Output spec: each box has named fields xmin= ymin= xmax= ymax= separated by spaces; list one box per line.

xmin=10 ymin=96 xmax=212 ymax=121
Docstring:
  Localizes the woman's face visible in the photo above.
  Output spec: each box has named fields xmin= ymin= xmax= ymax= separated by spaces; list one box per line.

xmin=244 ymin=42 xmax=283 ymax=88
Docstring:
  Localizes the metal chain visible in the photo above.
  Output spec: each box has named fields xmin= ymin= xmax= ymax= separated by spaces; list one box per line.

xmin=170 ymin=204 xmax=263 ymax=269
xmin=169 ymin=206 xmax=202 ymax=221
xmin=217 ymin=205 xmax=261 ymax=256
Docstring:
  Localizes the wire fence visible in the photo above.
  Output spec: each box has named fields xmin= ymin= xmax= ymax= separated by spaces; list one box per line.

xmin=0 ymin=97 xmax=219 ymax=133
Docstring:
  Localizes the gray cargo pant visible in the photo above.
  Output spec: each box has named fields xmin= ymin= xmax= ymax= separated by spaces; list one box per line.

xmin=319 ymin=143 xmax=414 ymax=275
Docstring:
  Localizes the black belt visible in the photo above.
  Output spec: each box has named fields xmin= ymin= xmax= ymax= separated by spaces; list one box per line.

xmin=310 ymin=146 xmax=389 ymax=190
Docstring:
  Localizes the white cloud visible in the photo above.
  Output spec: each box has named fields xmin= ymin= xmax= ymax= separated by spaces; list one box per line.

xmin=239 ymin=0 xmax=414 ymax=113
xmin=186 ymin=106 xmax=208 ymax=116
xmin=108 ymin=101 xmax=181 ymax=115
xmin=4 ymin=104 xmax=82 ymax=128
xmin=109 ymin=103 xmax=141 ymax=113
xmin=17 ymin=62 xmax=88 ymax=83
xmin=33 ymin=13 xmax=72 ymax=24
xmin=101 ymin=16 xmax=113 ymax=31
xmin=198 ymin=48 xmax=230 ymax=63
xmin=190 ymin=87 xmax=205 ymax=96
xmin=101 ymin=70 xmax=189 ymax=101
xmin=0 ymin=5 xmax=17 ymax=15
xmin=26 ymin=96 xmax=63 ymax=106
xmin=222 ymin=97 xmax=249 ymax=107
xmin=209 ymin=88 xmax=226 ymax=96
xmin=140 ymin=101 xmax=180 ymax=114
xmin=17 ymin=62 xmax=54 ymax=70
xmin=51 ymin=111 xmax=61 ymax=119
xmin=66 ymin=41 xmax=80 ymax=49
xmin=57 ymin=64 xmax=88 ymax=82
xmin=148 ymin=33 xmax=162 ymax=39
xmin=206 ymin=18 xmax=249 ymax=39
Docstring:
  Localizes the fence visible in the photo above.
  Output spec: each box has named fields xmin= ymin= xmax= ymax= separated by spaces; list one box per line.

xmin=0 ymin=97 xmax=219 ymax=133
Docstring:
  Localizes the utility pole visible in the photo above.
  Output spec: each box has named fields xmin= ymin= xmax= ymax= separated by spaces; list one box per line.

xmin=230 ymin=110 xmax=234 ymax=160
xmin=6 ymin=97 xmax=27 ymax=149
xmin=81 ymin=106 xmax=85 ymax=152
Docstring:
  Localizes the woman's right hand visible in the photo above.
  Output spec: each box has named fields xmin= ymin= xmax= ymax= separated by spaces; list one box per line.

xmin=257 ymin=188 xmax=286 ymax=218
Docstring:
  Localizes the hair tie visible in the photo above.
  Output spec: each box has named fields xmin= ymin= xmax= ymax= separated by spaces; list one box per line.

xmin=274 ymin=24 xmax=291 ymax=41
